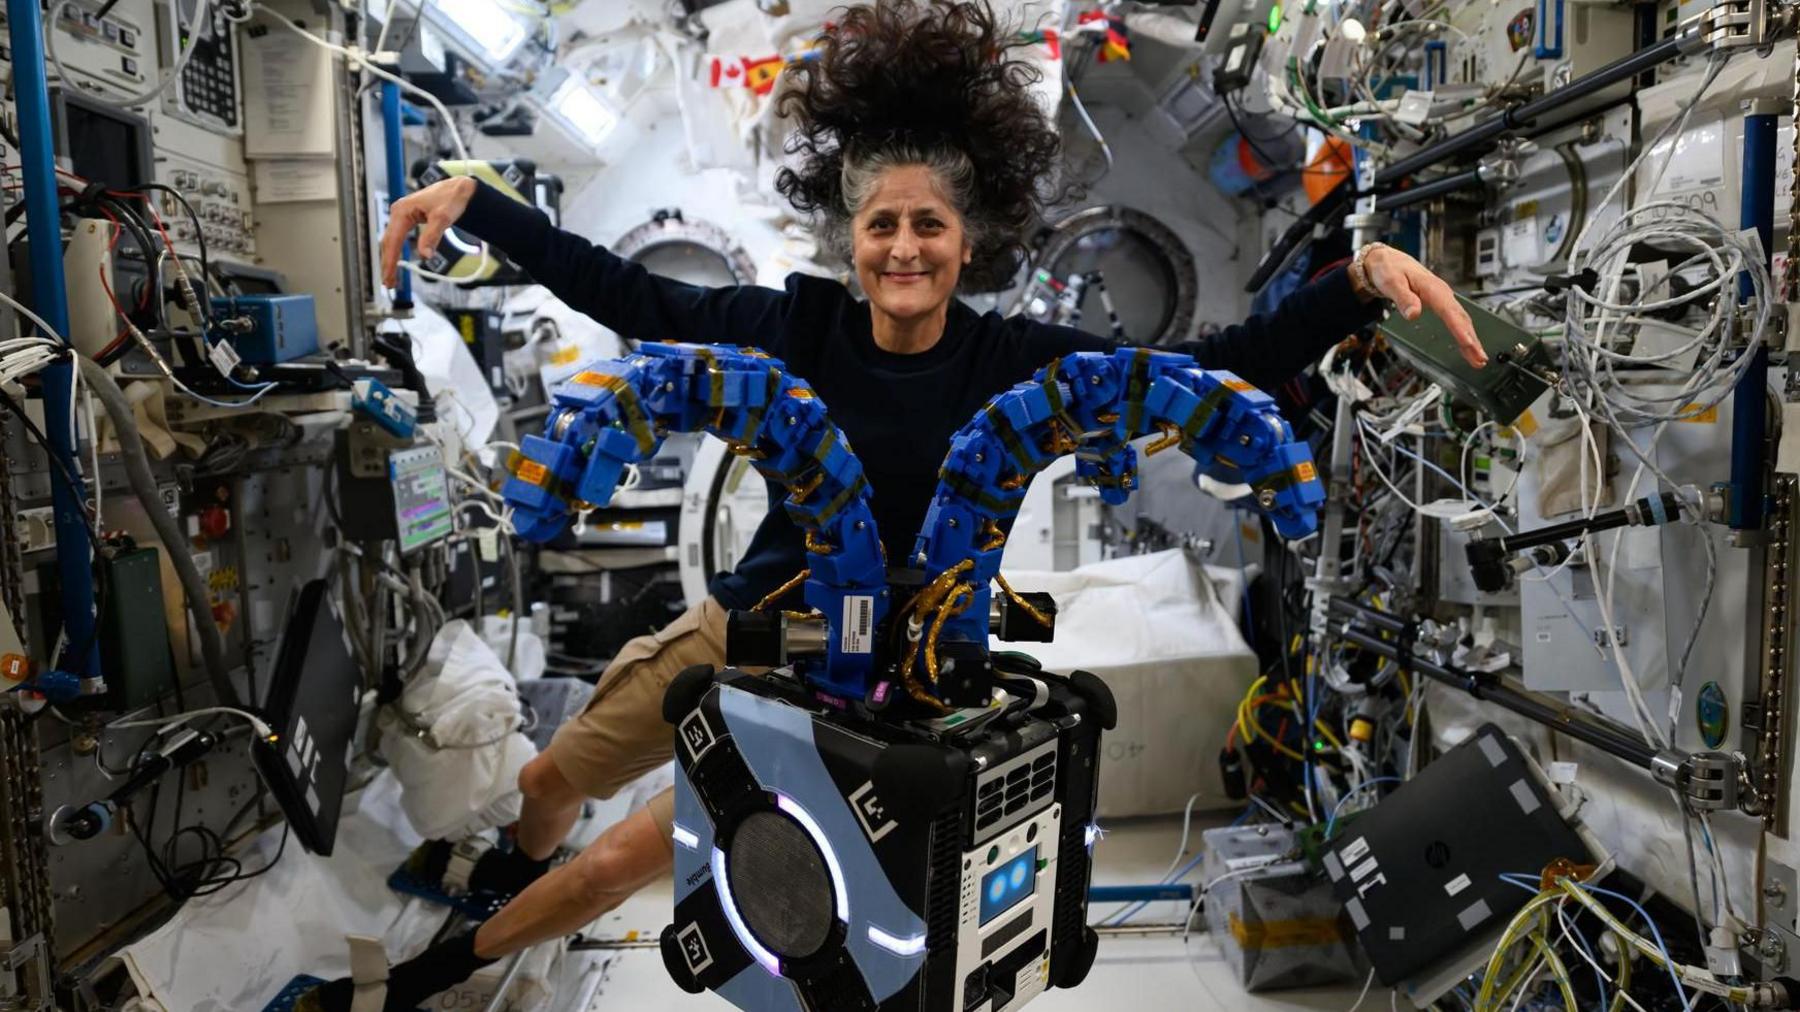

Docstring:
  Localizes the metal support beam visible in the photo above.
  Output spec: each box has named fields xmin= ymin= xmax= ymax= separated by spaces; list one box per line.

xmin=7 ymin=0 xmax=98 ymax=678
xmin=380 ymin=81 xmax=413 ymax=312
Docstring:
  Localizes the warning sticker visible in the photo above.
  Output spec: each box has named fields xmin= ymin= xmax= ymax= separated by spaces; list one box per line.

xmin=841 ymin=595 xmax=874 ymax=654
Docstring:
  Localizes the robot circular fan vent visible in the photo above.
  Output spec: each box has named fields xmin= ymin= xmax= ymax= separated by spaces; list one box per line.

xmin=728 ymin=810 xmax=837 ymax=958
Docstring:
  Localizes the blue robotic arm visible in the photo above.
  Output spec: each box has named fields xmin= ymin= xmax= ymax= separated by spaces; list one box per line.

xmin=501 ymin=343 xmax=888 ymax=695
xmin=902 ymin=349 xmax=1325 ymax=701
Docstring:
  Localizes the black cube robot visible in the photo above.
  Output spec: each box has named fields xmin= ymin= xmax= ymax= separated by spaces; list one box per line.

xmin=658 ymin=658 xmax=1114 ymax=1011
xmin=500 ymin=343 xmax=1326 ymax=1011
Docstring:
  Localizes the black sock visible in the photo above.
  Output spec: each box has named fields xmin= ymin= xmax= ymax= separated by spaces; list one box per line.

xmin=303 ymin=931 xmax=496 ymax=1012
xmin=468 ymin=845 xmax=550 ymax=895
xmin=385 ymin=931 xmax=498 ymax=1008
xmin=403 ymin=839 xmax=453 ymax=883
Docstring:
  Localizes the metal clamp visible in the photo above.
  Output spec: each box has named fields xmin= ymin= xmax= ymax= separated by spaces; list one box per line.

xmin=1477 ymin=138 xmax=1536 ymax=190
xmin=1691 ymin=0 xmax=1793 ymax=51
xmin=1651 ymin=748 xmax=1744 ymax=811
xmin=0 ymin=933 xmax=52 ymax=1011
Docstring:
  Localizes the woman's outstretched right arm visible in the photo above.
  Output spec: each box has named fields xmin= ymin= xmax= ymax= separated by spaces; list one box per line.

xmin=380 ymin=178 xmax=789 ymax=355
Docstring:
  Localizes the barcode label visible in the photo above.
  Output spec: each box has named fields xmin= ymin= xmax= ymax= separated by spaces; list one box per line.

xmin=842 ymin=595 xmax=873 ymax=654
xmin=207 ymin=338 xmax=242 ymax=378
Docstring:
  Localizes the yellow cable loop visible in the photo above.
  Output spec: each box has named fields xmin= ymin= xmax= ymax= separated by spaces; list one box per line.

xmin=999 ymin=473 xmax=1028 ymax=491
xmin=804 ymin=531 xmax=835 ymax=554
xmin=994 ymin=573 xmax=1052 ymax=629
xmin=1145 ymin=421 xmax=1182 ymax=456
xmin=899 ymin=664 xmax=952 ymax=713
xmin=752 ymin=569 xmax=809 ymax=612
xmin=924 ymin=583 xmax=975 ymax=684
xmin=1243 ymin=704 xmax=1307 ymax=762
xmin=1234 ymin=675 xmax=1268 ymax=745
xmin=901 ymin=560 xmax=976 ymax=623
xmin=792 ymin=470 xmax=825 ymax=502
xmin=980 ymin=520 xmax=1008 ymax=552
xmin=1552 ymin=877 xmax=1757 ymax=1005
xmin=896 ymin=559 xmax=978 ymax=694
xmin=1042 ymin=419 xmax=1080 ymax=456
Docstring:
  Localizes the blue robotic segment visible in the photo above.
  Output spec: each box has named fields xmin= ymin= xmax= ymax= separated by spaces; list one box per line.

xmin=501 ymin=343 xmax=888 ymax=695
xmin=906 ymin=349 xmax=1325 ymax=700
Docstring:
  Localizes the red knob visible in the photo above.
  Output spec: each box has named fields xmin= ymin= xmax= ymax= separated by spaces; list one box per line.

xmin=198 ymin=505 xmax=230 ymax=541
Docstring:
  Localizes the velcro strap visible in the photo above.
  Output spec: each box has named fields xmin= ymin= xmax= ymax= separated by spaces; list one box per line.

xmin=1122 ymin=348 xmax=1153 ymax=436
xmin=346 ymin=934 xmax=389 ymax=1012
xmin=595 ymin=373 xmax=656 ymax=455
xmin=1039 ymin=358 xmax=1086 ymax=438
xmin=694 ymin=346 xmax=726 ymax=407
xmin=939 ymin=470 xmax=1018 ymax=515
xmin=983 ymin=402 xmax=1034 ymax=472
xmin=812 ymin=473 xmax=867 ymax=527
xmin=443 ymin=836 xmax=493 ymax=895
xmin=1180 ymin=385 xmax=1235 ymax=445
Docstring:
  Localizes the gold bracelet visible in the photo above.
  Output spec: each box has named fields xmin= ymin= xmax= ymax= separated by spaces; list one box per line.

xmin=1349 ymin=242 xmax=1386 ymax=302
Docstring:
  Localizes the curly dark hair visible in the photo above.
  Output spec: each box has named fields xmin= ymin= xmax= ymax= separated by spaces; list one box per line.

xmin=774 ymin=0 xmax=1064 ymax=291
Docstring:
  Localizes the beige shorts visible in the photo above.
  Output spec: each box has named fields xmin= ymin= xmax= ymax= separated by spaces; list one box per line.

xmin=546 ymin=596 xmax=728 ymax=835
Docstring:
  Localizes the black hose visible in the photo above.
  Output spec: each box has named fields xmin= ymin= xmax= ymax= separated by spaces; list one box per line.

xmin=1373 ymin=36 xmax=1687 ymax=187
xmin=1375 ymin=168 xmax=1486 ymax=212
xmin=1333 ymin=625 xmax=1660 ymax=768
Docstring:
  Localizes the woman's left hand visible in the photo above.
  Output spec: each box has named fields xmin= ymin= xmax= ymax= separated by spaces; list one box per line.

xmin=1359 ymin=245 xmax=1487 ymax=368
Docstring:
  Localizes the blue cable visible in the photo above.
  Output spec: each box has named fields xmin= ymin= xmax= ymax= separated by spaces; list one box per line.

xmin=1323 ymin=776 xmax=1403 ymax=838
xmin=1497 ymin=875 xmax=1693 ymax=1012
xmin=1097 ymin=806 xmax=1253 ymax=927
xmin=1100 ymin=850 xmax=1205 ymax=927
xmin=1576 ymin=883 xmax=1694 ymax=1012
xmin=1556 ymin=898 xmax=1608 ymax=1012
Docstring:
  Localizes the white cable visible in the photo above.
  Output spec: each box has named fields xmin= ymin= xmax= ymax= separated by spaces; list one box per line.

xmin=108 ymin=704 xmax=272 ymax=740
xmin=261 ymin=8 xmax=468 ymax=158
xmin=1180 ymin=867 xmax=1268 ymax=942
xmin=84 ymin=386 xmax=101 ymax=531
xmin=260 ymin=7 xmax=498 ymax=283
xmin=1065 ymin=81 xmax=1114 ymax=177
xmin=46 ymin=0 xmax=209 ymax=110
xmin=1162 ymin=793 xmax=1202 ymax=884
xmin=1347 ymin=967 xmax=1378 ymax=1012
xmin=118 ymin=315 xmax=277 ymax=408
xmin=0 ymin=290 xmax=67 ymax=343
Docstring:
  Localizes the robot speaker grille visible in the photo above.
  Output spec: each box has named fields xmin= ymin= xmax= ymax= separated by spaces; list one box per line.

xmin=727 ymin=810 xmax=835 ymax=958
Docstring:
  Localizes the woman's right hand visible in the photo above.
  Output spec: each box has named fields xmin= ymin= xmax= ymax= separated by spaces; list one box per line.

xmin=380 ymin=176 xmax=478 ymax=289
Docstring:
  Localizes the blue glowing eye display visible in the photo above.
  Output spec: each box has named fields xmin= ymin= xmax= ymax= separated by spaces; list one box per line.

xmin=979 ymin=846 xmax=1039 ymax=926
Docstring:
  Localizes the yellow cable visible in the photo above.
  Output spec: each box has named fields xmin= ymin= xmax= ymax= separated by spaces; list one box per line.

xmin=994 ymin=573 xmax=1053 ymax=628
xmin=1234 ymin=676 xmax=1266 ymax=745
xmin=924 ymin=583 xmax=975 ymax=684
xmin=1526 ymin=930 xmax=1579 ymax=1011
xmin=1553 ymin=880 xmax=1756 ymax=1004
xmin=1243 ymin=705 xmax=1307 ymax=762
xmin=752 ymin=569 xmax=809 ymax=612
xmin=1313 ymin=718 xmax=1346 ymax=751
xmin=1473 ymin=891 xmax=1562 ymax=1009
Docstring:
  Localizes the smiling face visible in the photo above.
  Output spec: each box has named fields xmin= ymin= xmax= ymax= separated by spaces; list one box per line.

xmin=850 ymin=164 xmax=973 ymax=327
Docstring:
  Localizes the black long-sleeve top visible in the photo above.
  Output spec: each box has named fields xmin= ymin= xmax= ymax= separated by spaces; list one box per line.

xmin=459 ymin=182 xmax=1379 ymax=610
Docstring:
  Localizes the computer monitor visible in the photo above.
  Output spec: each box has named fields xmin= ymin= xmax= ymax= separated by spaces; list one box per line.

xmin=253 ymin=579 xmax=361 ymax=855
xmin=50 ymin=88 xmax=155 ymax=192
